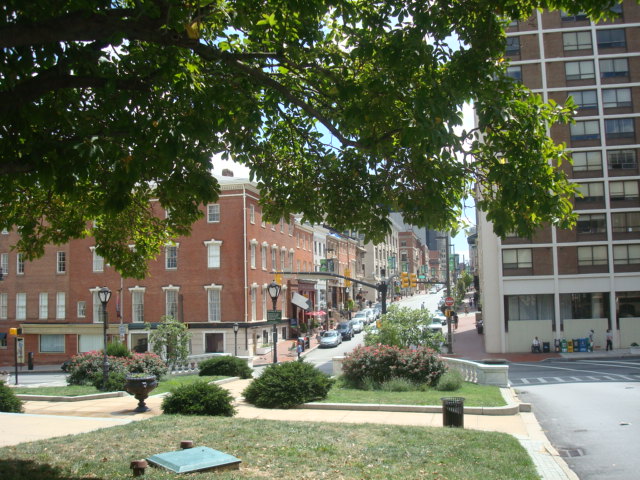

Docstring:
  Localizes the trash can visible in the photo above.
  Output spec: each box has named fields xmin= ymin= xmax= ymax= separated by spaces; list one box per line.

xmin=542 ymin=342 xmax=550 ymax=353
xmin=441 ymin=397 xmax=465 ymax=428
xmin=28 ymin=352 xmax=34 ymax=370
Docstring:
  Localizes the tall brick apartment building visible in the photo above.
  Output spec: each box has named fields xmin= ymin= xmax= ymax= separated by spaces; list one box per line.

xmin=478 ymin=2 xmax=640 ymax=352
xmin=0 ymin=176 xmax=316 ymax=367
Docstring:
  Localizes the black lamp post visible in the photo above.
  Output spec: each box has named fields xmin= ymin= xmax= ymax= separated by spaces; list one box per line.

xmin=98 ymin=286 xmax=112 ymax=391
xmin=267 ymin=280 xmax=281 ymax=364
xmin=233 ymin=322 xmax=240 ymax=356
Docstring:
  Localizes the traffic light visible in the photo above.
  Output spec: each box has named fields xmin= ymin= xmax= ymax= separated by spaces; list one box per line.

xmin=409 ymin=273 xmax=417 ymax=287
xmin=400 ymin=272 xmax=409 ymax=288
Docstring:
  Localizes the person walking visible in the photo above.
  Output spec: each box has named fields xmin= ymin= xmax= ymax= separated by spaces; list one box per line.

xmin=606 ymin=329 xmax=613 ymax=351
xmin=296 ymin=342 xmax=303 ymax=360
xmin=453 ymin=312 xmax=459 ymax=330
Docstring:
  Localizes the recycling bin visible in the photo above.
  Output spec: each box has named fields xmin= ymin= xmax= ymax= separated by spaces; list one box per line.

xmin=542 ymin=342 xmax=550 ymax=353
xmin=441 ymin=397 xmax=465 ymax=428
xmin=561 ymin=339 xmax=567 ymax=353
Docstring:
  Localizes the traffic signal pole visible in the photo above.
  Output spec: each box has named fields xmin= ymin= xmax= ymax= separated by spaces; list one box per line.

xmin=446 ymin=235 xmax=453 ymax=354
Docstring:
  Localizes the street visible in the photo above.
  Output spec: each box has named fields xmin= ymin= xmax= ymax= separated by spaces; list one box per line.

xmin=509 ymin=358 xmax=640 ymax=386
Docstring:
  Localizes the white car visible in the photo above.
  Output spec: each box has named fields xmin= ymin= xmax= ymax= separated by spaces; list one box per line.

xmin=352 ymin=312 xmax=368 ymax=325
xmin=362 ymin=308 xmax=375 ymax=324
xmin=351 ymin=319 xmax=364 ymax=333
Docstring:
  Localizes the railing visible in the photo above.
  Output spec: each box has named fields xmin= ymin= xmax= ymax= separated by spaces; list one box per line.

xmin=168 ymin=353 xmax=254 ymax=375
xmin=331 ymin=356 xmax=509 ymax=387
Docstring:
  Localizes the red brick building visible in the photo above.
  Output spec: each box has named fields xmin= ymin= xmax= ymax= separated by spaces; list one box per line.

xmin=0 ymin=177 xmax=315 ymax=367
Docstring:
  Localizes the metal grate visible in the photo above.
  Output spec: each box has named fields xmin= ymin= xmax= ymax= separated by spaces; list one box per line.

xmin=558 ymin=447 xmax=585 ymax=458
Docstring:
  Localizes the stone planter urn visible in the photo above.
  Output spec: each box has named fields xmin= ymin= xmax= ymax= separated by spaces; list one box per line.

xmin=0 ymin=371 xmax=9 ymax=383
xmin=125 ymin=374 xmax=158 ymax=413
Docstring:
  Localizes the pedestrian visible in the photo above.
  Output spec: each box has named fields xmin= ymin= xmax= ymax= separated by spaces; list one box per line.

xmin=606 ymin=329 xmax=613 ymax=351
xmin=421 ymin=302 xmax=425 ymax=310
xmin=531 ymin=336 xmax=541 ymax=353
xmin=464 ymin=304 xmax=469 ymax=314
xmin=296 ymin=342 xmax=303 ymax=360
xmin=453 ymin=312 xmax=459 ymax=330
xmin=588 ymin=329 xmax=595 ymax=351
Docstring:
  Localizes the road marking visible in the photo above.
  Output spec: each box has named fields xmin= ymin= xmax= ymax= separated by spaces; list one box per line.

xmin=536 ymin=377 xmax=548 ymax=383
xmin=616 ymin=375 xmax=634 ymax=381
xmin=552 ymin=377 xmax=564 ymax=382
xmin=520 ymin=378 xmax=530 ymax=384
xmin=579 ymin=360 xmax=640 ymax=370
xmin=586 ymin=376 xmax=600 ymax=381
xmin=602 ymin=376 xmax=617 ymax=380
xmin=570 ymin=376 xmax=583 ymax=381
xmin=512 ymin=362 xmax=636 ymax=377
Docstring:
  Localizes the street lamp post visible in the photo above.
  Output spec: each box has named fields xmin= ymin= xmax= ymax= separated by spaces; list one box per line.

xmin=267 ymin=280 xmax=281 ymax=365
xmin=233 ymin=322 xmax=239 ymax=356
xmin=98 ymin=286 xmax=112 ymax=391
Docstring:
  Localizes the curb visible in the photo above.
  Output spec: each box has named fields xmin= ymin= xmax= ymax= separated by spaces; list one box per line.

xmin=16 ymin=391 xmax=127 ymax=402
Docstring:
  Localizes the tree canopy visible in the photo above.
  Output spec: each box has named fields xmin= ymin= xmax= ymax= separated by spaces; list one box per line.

xmin=0 ymin=0 xmax=618 ymax=278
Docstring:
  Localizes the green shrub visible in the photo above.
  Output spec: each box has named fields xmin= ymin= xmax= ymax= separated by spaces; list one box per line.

xmin=379 ymin=377 xmax=419 ymax=392
xmin=243 ymin=361 xmax=334 ymax=409
xmin=91 ymin=370 xmax=127 ymax=391
xmin=66 ymin=352 xmax=129 ymax=386
xmin=436 ymin=369 xmax=464 ymax=391
xmin=342 ymin=345 xmax=446 ymax=387
xmin=106 ymin=340 xmax=132 ymax=358
xmin=161 ymin=381 xmax=236 ymax=416
xmin=127 ymin=352 xmax=168 ymax=379
xmin=0 ymin=380 xmax=23 ymax=413
xmin=198 ymin=356 xmax=252 ymax=379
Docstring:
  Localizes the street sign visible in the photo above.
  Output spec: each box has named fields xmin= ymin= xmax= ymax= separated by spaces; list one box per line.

xmin=444 ymin=296 xmax=455 ymax=307
xmin=267 ymin=310 xmax=282 ymax=322
xmin=418 ymin=275 xmax=426 ymax=279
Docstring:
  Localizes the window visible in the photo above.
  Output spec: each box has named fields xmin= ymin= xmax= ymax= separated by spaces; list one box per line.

xmin=612 ymin=212 xmax=640 ymax=232
xmin=250 ymin=241 xmax=256 ymax=269
xmin=610 ymin=180 xmax=639 ymax=201
xmin=78 ymin=335 xmax=103 ymax=353
xmin=262 ymin=286 xmax=267 ymax=321
xmin=502 ymin=249 xmax=532 ymax=269
xmin=506 ymin=36 xmax=520 ymax=55
xmin=570 ymin=120 xmax=600 ymax=141
xmin=577 ymin=245 xmax=608 ymax=265
xmin=572 ymin=151 xmax=601 ymax=171
xmin=261 ymin=243 xmax=267 ymax=270
xmin=40 ymin=334 xmax=65 ymax=353
xmin=271 ymin=246 xmax=277 ymax=271
xmin=91 ymin=248 xmax=104 ymax=272
xmin=57 ymin=251 xmax=66 ymax=273
xmin=0 ymin=253 xmax=7 ymax=275
xmin=77 ymin=301 xmax=86 ymax=318
xmin=280 ymin=249 xmax=286 ymax=270
xmin=506 ymin=295 xmax=555 ymax=321
xmin=56 ymin=292 xmax=65 ymax=319
xmin=204 ymin=239 xmax=222 ymax=268
xmin=131 ymin=289 xmax=144 ymax=323
xmin=207 ymin=204 xmax=220 ymax=223
xmin=39 ymin=292 xmax=48 ymax=319
xmin=205 ymin=285 xmax=222 ymax=322
xmin=605 ymin=118 xmax=634 ymax=139
xmin=602 ymin=88 xmax=631 ymax=108
xmin=608 ymin=149 xmax=637 ymax=169
xmin=577 ymin=213 xmax=606 ymax=234
xmin=92 ymin=290 xmax=103 ymax=323
xmin=164 ymin=288 xmax=179 ymax=318
xmin=0 ymin=293 xmax=7 ymax=319
xmin=600 ymin=58 xmax=628 ymax=78
xmin=16 ymin=253 xmax=24 ymax=274
xmin=560 ymin=292 xmax=609 ymax=319
xmin=165 ymin=245 xmax=178 ymax=269
xmin=569 ymin=90 xmax=597 ymax=109
xmin=16 ymin=293 xmax=26 ymax=319
xmin=250 ymin=286 xmax=257 ymax=321
xmin=204 ymin=333 xmax=224 ymax=353
xmin=565 ymin=60 xmax=595 ymax=80
xmin=249 ymin=204 xmax=255 ymax=224
xmin=560 ymin=11 xmax=588 ymax=21
xmin=575 ymin=182 xmax=604 ymax=202
xmin=563 ymin=31 xmax=592 ymax=51
xmin=289 ymin=251 xmax=294 ymax=269
xmin=597 ymin=29 xmax=626 ymax=48
xmin=614 ymin=244 xmax=640 ymax=265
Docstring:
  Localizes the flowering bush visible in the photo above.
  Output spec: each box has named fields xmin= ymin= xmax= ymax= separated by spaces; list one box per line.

xmin=66 ymin=351 xmax=168 ymax=386
xmin=341 ymin=345 xmax=446 ymax=387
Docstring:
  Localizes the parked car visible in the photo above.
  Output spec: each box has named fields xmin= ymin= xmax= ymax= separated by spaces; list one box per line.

xmin=433 ymin=313 xmax=448 ymax=326
xmin=319 ymin=330 xmax=342 ymax=348
xmin=352 ymin=312 xmax=368 ymax=325
xmin=362 ymin=308 xmax=375 ymax=323
xmin=352 ymin=319 xmax=364 ymax=333
xmin=337 ymin=321 xmax=354 ymax=340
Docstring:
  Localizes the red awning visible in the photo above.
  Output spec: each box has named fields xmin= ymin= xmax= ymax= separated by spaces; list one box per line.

xmin=305 ymin=310 xmax=326 ymax=316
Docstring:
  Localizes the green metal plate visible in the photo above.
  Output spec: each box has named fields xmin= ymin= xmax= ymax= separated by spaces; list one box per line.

xmin=147 ymin=447 xmax=241 ymax=473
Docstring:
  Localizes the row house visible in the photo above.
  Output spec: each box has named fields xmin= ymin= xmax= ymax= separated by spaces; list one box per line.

xmin=478 ymin=2 xmax=640 ymax=352
xmin=0 ymin=176 xmax=315 ymax=367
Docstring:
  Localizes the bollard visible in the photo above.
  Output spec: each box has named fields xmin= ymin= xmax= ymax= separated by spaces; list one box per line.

xmin=180 ymin=440 xmax=195 ymax=449
xmin=130 ymin=459 xmax=148 ymax=477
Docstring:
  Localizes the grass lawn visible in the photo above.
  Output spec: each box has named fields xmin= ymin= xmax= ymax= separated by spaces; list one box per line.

xmin=12 ymin=375 xmax=226 ymax=397
xmin=0 ymin=415 xmax=539 ymax=480
xmin=320 ymin=382 xmax=507 ymax=407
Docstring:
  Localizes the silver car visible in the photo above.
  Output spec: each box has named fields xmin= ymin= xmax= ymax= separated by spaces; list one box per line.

xmin=319 ymin=330 xmax=342 ymax=348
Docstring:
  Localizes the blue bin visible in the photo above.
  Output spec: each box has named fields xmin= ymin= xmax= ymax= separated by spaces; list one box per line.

xmin=579 ymin=338 xmax=587 ymax=352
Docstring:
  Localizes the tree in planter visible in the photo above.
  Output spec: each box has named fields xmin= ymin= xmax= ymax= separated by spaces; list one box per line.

xmin=365 ymin=305 xmax=444 ymax=352
xmin=146 ymin=315 xmax=190 ymax=372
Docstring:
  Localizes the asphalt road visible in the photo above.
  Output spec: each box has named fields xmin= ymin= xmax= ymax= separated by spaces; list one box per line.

xmin=517 ymin=382 xmax=640 ymax=480
xmin=509 ymin=358 xmax=640 ymax=386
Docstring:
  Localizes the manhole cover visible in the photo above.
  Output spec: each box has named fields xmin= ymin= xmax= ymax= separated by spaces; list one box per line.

xmin=558 ymin=447 xmax=585 ymax=458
